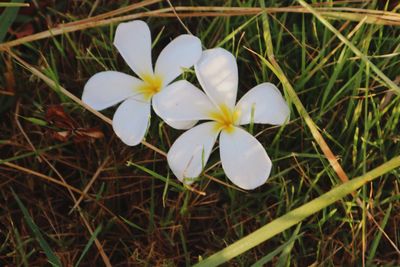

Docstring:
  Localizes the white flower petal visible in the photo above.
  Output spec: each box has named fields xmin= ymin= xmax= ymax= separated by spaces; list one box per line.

xmin=236 ymin=83 xmax=290 ymax=125
xmin=219 ymin=127 xmax=272 ymax=190
xmin=195 ymin=48 xmax=238 ymax=109
xmin=164 ymin=119 xmax=197 ymax=130
xmin=114 ymin=20 xmax=153 ymax=79
xmin=168 ymin=122 xmax=219 ymax=184
xmin=155 ymin=35 xmax=202 ymax=86
xmin=152 ymin=80 xmax=215 ymax=126
xmin=82 ymin=71 xmax=140 ymax=111
xmin=112 ymin=98 xmax=150 ymax=146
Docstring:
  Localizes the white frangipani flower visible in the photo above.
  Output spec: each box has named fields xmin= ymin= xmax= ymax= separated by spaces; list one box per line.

xmin=82 ymin=20 xmax=202 ymax=145
xmin=155 ymin=48 xmax=290 ymax=190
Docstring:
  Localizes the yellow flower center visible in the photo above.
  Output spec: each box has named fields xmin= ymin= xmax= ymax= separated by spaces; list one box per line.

xmin=209 ymin=104 xmax=240 ymax=133
xmin=137 ymin=74 xmax=163 ymax=100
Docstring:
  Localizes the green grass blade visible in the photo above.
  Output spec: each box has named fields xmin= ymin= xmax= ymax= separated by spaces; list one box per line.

xmin=194 ymin=156 xmax=400 ymax=266
xmin=119 ymin=216 xmax=146 ymax=232
xmin=0 ymin=0 xmax=25 ymax=42
xmin=13 ymin=227 xmax=29 ymax=267
xmin=179 ymin=227 xmax=190 ymax=267
xmin=276 ymin=223 xmax=302 ymax=267
xmin=127 ymin=161 xmax=185 ymax=191
xmin=0 ymin=3 xmax=28 ymax=7
xmin=216 ymin=14 xmax=259 ymax=47
xmin=366 ymin=203 xmax=393 ymax=265
xmin=74 ymin=224 xmax=103 ymax=267
xmin=251 ymin=224 xmax=302 ymax=267
xmin=11 ymin=189 xmax=62 ymax=267
xmin=0 ymin=143 xmax=70 ymax=164
xmin=297 ymin=0 xmax=400 ymax=96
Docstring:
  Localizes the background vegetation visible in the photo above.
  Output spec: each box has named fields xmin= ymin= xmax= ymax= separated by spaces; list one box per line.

xmin=0 ymin=0 xmax=399 ymax=266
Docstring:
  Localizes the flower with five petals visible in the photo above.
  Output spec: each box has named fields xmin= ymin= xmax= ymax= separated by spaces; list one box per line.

xmin=82 ymin=20 xmax=202 ymax=145
xmin=154 ymin=48 xmax=290 ymax=190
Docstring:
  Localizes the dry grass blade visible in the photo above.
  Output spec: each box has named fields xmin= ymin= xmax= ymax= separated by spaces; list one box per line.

xmin=77 ymin=215 xmax=111 ymax=267
xmin=246 ymin=45 xmax=350 ymax=183
xmin=70 ymin=158 xmax=109 ymax=213
xmin=14 ymin=100 xmax=42 ymax=162
xmin=203 ymin=173 xmax=246 ymax=193
xmin=6 ymin=49 xmax=167 ymax=157
xmin=1 ymin=6 xmax=399 ymax=51
xmin=3 ymin=161 xmax=90 ymax=196
xmin=165 ymin=0 xmax=192 ymax=34
xmin=0 ymin=8 xmax=174 ymax=51
xmin=64 ymin=0 xmax=162 ymax=26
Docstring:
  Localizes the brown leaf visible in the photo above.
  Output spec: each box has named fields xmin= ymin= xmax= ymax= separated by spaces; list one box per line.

xmin=51 ymin=130 xmax=71 ymax=142
xmin=46 ymin=105 xmax=104 ymax=143
xmin=10 ymin=23 xmax=34 ymax=38
xmin=76 ymin=128 xmax=104 ymax=139
xmin=4 ymin=53 xmax=15 ymax=94
xmin=46 ymin=105 xmax=77 ymax=129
